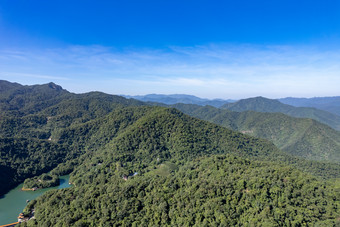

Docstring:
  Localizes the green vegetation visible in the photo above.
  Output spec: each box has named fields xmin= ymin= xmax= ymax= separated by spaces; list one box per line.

xmin=23 ymin=173 xmax=59 ymax=189
xmin=173 ymin=103 xmax=340 ymax=163
xmin=0 ymin=81 xmax=145 ymax=196
xmin=1 ymin=80 xmax=339 ymax=226
xmin=0 ymin=80 xmax=69 ymax=117
xmin=0 ymin=138 xmax=70 ymax=196
xmin=221 ymin=96 xmax=340 ymax=131
xmin=17 ymin=105 xmax=340 ymax=226
xmin=21 ymin=155 xmax=340 ymax=226
xmin=47 ymin=106 xmax=340 ymax=179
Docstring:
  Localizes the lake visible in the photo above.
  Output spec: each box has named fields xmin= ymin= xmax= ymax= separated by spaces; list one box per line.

xmin=0 ymin=175 xmax=70 ymax=225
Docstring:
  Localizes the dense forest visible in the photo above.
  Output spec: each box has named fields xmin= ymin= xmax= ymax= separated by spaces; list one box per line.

xmin=0 ymin=80 xmax=339 ymax=226
xmin=172 ymin=103 xmax=340 ymax=163
xmin=21 ymin=155 xmax=340 ymax=226
xmin=0 ymin=80 xmax=145 ymax=195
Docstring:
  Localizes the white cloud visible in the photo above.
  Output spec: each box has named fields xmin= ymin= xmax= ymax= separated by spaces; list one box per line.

xmin=1 ymin=72 xmax=70 ymax=80
xmin=0 ymin=44 xmax=340 ymax=98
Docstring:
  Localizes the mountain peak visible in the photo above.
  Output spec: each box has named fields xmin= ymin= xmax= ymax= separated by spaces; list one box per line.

xmin=47 ymin=82 xmax=63 ymax=91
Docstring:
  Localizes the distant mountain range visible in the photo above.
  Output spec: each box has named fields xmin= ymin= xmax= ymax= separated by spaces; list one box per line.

xmin=123 ymin=94 xmax=235 ymax=107
xmin=279 ymin=96 xmax=340 ymax=116
xmin=221 ymin=96 xmax=340 ymax=131
xmin=124 ymin=94 xmax=340 ymax=126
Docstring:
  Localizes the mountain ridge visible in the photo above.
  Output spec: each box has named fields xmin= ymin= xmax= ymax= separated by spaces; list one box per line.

xmin=279 ymin=96 xmax=340 ymax=116
xmin=172 ymin=103 xmax=340 ymax=163
xmin=221 ymin=96 xmax=340 ymax=131
xmin=124 ymin=94 xmax=235 ymax=107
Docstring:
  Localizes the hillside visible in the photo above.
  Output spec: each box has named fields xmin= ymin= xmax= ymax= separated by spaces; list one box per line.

xmin=0 ymin=81 xmax=70 ymax=117
xmin=173 ymin=103 xmax=340 ymax=163
xmin=23 ymin=154 xmax=340 ymax=226
xmin=124 ymin=94 xmax=233 ymax=107
xmin=279 ymin=96 xmax=340 ymax=116
xmin=1 ymin=81 xmax=339 ymax=193
xmin=221 ymin=96 xmax=340 ymax=131
xmin=0 ymin=137 xmax=75 ymax=193
xmin=0 ymin=81 xmax=146 ymax=196
xmin=0 ymin=81 xmax=339 ymax=226
xmin=18 ymin=107 xmax=340 ymax=226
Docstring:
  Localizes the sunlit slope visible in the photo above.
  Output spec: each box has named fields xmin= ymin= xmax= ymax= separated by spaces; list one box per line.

xmin=24 ymin=151 xmax=340 ymax=225
xmin=173 ymin=103 xmax=340 ymax=163
xmin=0 ymin=81 xmax=146 ymax=196
xmin=53 ymin=106 xmax=340 ymax=179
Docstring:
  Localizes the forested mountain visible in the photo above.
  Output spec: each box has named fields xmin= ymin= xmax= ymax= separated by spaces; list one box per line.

xmin=222 ymin=96 xmax=340 ymax=131
xmin=0 ymin=81 xmax=145 ymax=196
xmin=0 ymin=81 xmax=339 ymax=226
xmin=23 ymin=155 xmax=340 ymax=226
xmin=172 ymin=103 xmax=340 ymax=163
xmin=0 ymin=80 xmax=70 ymax=117
xmin=124 ymin=94 xmax=233 ymax=107
xmin=279 ymin=96 xmax=340 ymax=116
xmin=19 ymin=106 xmax=340 ymax=226
xmin=49 ymin=106 xmax=340 ymax=178
xmin=0 ymin=80 xmax=23 ymax=91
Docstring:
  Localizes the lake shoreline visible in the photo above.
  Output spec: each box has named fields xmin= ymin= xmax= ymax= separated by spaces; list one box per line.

xmin=0 ymin=175 xmax=71 ymax=225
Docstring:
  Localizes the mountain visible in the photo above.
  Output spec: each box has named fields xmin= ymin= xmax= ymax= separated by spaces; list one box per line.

xmin=221 ymin=96 xmax=340 ymax=131
xmin=279 ymin=96 xmax=340 ymax=116
xmin=172 ymin=103 xmax=340 ymax=164
xmin=25 ymin=154 xmax=340 ymax=226
xmin=0 ymin=80 xmax=339 ymax=188
xmin=0 ymin=80 xmax=23 ymax=91
xmin=1 ymin=81 xmax=340 ymax=225
xmin=124 ymin=94 xmax=234 ymax=107
xmin=0 ymin=80 xmax=146 ymax=196
xmin=0 ymin=80 xmax=70 ymax=117
xmin=21 ymin=106 xmax=340 ymax=226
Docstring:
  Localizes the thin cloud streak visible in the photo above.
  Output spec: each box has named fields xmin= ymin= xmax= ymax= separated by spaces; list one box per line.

xmin=0 ymin=44 xmax=339 ymax=99
xmin=1 ymin=72 xmax=70 ymax=81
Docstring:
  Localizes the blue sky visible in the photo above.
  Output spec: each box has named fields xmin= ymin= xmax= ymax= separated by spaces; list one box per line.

xmin=0 ymin=0 xmax=340 ymax=99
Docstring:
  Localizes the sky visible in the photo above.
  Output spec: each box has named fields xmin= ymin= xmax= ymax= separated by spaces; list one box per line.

xmin=0 ymin=0 xmax=340 ymax=99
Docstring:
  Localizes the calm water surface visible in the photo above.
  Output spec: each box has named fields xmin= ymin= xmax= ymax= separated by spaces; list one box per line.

xmin=0 ymin=175 xmax=70 ymax=225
